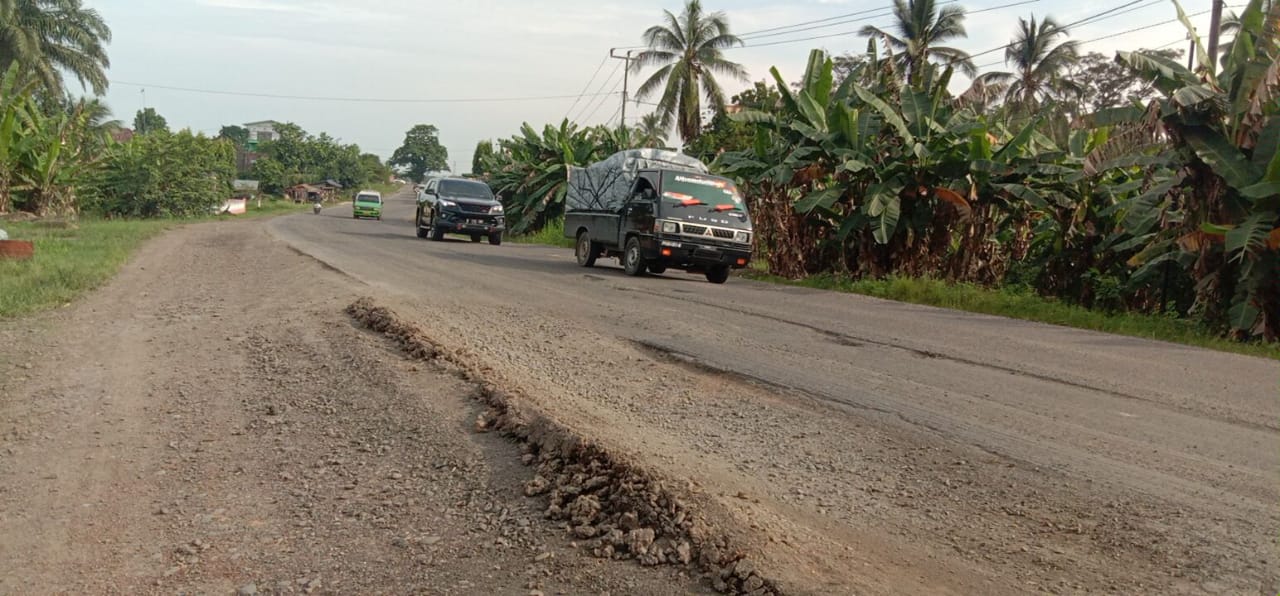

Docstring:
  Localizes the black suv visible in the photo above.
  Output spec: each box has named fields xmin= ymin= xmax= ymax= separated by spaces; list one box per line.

xmin=416 ymin=177 xmax=505 ymax=245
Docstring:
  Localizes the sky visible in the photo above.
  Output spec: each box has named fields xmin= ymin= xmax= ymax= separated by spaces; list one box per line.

xmin=85 ymin=0 xmax=1223 ymax=174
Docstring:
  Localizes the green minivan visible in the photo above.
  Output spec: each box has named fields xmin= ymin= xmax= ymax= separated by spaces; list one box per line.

xmin=353 ymin=191 xmax=383 ymax=220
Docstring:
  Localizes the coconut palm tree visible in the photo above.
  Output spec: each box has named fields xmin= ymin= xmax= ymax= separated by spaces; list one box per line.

xmin=860 ymin=0 xmax=975 ymax=83
xmin=634 ymin=112 xmax=668 ymax=148
xmin=0 ymin=0 xmax=111 ymax=95
xmin=972 ymin=15 xmax=1079 ymax=113
xmin=632 ymin=0 xmax=748 ymax=142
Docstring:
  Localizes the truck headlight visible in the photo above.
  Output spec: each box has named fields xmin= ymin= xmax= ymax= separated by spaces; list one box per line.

xmin=661 ymin=221 xmax=679 ymax=234
xmin=438 ymin=199 xmax=457 ymax=209
xmin=491 ymin=204 xmax=504 ymax=214
xmin=734 ymin=231 xmax=751 ymax=243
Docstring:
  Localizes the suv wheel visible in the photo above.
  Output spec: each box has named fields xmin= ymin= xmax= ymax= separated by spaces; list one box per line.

xmin=705 ymin=265 xmax=730 ymax=284
xmin=416 ymin=209 xmax=428 ymax=238
xmin=470 ymin=234 xmax=482 ymax=243
xmin=488 ymin=232 xmax=502 ymax=246
xmin=575 ymin=232 xmax=598 ymax=267
xmin=429 ymin=210 xmax=445 ymax=241
xmin=623 ymin=237 xmax=647 ymax=276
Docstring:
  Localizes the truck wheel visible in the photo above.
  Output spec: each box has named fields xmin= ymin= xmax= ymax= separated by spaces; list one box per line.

xmin=470 ymin=234 xmax=482 ymax=243
xmin=575 ymin=232 xmax=598 ymax=267
xmin=648 ymin=264 xmax=667 ymax=274
xmin=623 ymin=237 xmax=647 ymax=276
xmin=488 ymin=232 xmax=502 ymax=246
xmin=415 ymin=210 xmax=428 ymax=238
xmin=705 ymin=265 xmax=730 ymax=284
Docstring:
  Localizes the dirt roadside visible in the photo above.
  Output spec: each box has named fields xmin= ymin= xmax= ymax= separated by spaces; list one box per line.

xmin=0 ymin=218 xmax=706 ymax=595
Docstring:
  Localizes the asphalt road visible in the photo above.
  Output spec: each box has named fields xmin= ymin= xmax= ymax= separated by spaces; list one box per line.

xmin=272 ymin=189 xmax=1279 ymax=593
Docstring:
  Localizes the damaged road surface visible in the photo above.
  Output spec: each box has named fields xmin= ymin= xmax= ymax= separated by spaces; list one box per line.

xmin=1 ymin=187 xmax=1275 ymax=595
xmin=273 ymin=191 xmax=1279 ymax=594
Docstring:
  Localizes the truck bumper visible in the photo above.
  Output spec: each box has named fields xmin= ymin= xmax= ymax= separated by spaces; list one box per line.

xmin=647 ymin=238 xmax=751 ymax=269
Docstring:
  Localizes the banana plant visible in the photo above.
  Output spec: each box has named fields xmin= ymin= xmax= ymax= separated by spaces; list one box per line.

xmin=0 ymin=66 xmax=37 ymax=214
xmin=481 ymin=120 xmax=638 ymax=234
xmin=1113 ymin=0 xmax=1279 ymax=338
xmin=720 ymin=47 xmax=1029 ymax=281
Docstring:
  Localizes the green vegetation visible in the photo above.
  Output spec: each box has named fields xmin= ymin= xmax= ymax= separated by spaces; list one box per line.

xmin=479 ymin=122 xmax=654 ymax=233
xmin=0 ymin=0 xmax=111 ymax=95
xmin=82 ymin=128 xmax=235 ymax=217
xmin=390 ymin=124 xmax=449 ymax=183
xmin=480 ymin=0 xmax=1279 ymax=348
xmin=510 ymin=218 xmax=574 ymax=248
xmin=246 ymin=122 xmax=392 ymax=195
xmin=631 ymin=0 xmax=747 ymax=141
xmin=132 ymin=107 xmax=168 ymax=134
xmin=740 ymin=270 xmax=1280 ymax=360
xmin=0 ymin=219 xmax=168 ymax=317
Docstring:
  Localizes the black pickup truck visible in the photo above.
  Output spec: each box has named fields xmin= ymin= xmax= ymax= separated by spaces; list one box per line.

xmin=564 ymin=150 xmax=753 ymax=284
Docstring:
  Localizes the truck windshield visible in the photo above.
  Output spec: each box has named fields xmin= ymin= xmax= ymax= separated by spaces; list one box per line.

xmin=439 ymin=180 xmax=493 ymax=200
xmin=660 ymin=171 xmax=751 ymax=228
xmin=356 ymin=194 xmax=380 ymax=203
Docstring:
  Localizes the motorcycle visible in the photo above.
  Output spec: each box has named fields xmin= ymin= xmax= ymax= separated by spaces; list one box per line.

xmin=312 ymin=202 xmax=322 ymax=215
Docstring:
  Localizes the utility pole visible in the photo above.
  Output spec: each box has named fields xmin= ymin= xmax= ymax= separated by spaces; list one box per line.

xmin=140 ymin=88 xmax=147 ymax=134
xmin=1187 ymin=30 xmax=1195 ymax=70
xmin=609 ymin=49 xmax=635 ymax=126
xmin=1207 ymin=0 xmax=1224 ymax=71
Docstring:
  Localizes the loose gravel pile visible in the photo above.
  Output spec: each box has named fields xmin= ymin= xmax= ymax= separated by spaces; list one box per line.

xmin=347 ymin=297 xmax=780 ymax=596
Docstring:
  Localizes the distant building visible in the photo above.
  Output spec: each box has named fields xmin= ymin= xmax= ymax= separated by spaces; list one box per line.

xmin=236 ymin=149 xmax=261 ymax=174
xmin=243 ymin=120 xmax=281 ymax=150
xmin=111 ymin=128 xmax=135 ymax=143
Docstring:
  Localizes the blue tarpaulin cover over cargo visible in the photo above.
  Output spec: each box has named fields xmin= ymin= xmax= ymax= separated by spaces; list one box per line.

xmin=566 ymin=149 xmax=709 ymax=212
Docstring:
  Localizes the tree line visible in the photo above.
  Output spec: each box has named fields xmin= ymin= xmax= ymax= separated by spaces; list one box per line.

xmin=0 ymin=0 xmax=393 ymax=218
xmin=477 ymin=0 xmax=1279 ymax=342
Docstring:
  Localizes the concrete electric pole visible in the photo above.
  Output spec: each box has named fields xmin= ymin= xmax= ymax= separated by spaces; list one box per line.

xmin=609 ymin=49 xmax=636 ymax=126
xmin=1207 ymin=0 xmax=1224 ymax=71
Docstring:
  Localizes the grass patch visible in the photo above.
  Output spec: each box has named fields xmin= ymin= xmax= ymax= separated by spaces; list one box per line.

xmin=0 ymin=219 xmax=171 ymax=318
xmin=510 ymin=218 xmax=574 ymax=248
xmin=742 ymin=270 xmax=1280 ymax=361
xmin=0 ymin=198 xmax=309 ymax=318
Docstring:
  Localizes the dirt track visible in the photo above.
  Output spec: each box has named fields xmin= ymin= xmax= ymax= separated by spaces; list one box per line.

xmin=1 ymin=188 xmax=1277 ymax=595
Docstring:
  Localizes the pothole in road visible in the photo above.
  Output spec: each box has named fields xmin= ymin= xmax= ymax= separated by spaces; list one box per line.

xmin=345 ymin=297 xmax=781 ymax=596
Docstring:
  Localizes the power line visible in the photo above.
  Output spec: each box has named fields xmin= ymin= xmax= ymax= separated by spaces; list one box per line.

xmin=1063 ymin=0 xmax=1160 ymax=30
xmin=572 ymin=61 xmax=623 ymax=122
xmin=731 ymin=0 xmax=1040 ymax=50
xmin=581 ymin=77 xmax=624 ymax=124
xmin=738 ymin=4 xmax=911 ymax=39
xmin=110 ymin=81 xmax=619 ymax=104
xmin=605 ymin=103 xmax=623 ymax=127
xmin=563 ymin=54 xmax=610 ymax=119
xmin=1078 ymin=9 xmax=1211 ymax=44
xmin=736 ymin=5 xmax=905 ymax=41
xmin=964 ymin=0 xmax=1186 ymax=64
xmin=615 ymin=0 xmax=1024 ymax=50
xmin=975 ymin=8 xmax=1212 ymax=69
